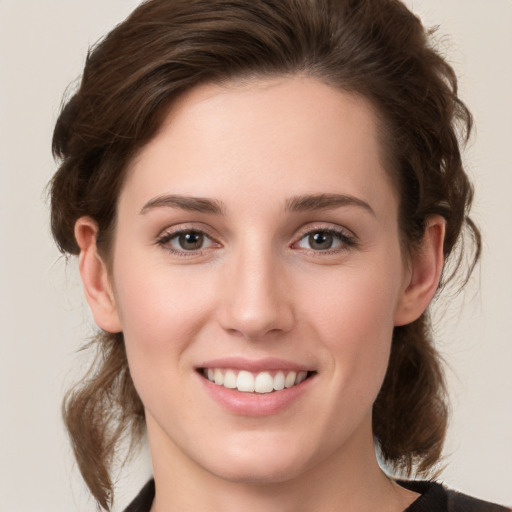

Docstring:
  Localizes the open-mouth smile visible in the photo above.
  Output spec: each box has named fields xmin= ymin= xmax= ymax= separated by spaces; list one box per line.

xmin=199 ymin=368 xmax=315 ymax=394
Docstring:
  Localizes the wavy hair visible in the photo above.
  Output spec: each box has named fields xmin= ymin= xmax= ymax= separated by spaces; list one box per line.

xmin=50 ymin=0 xmax=480 ymax=509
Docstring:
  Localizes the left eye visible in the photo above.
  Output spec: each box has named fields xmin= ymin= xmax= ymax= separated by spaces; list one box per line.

xmin=296 ymin=230 xmax=347 ymax=251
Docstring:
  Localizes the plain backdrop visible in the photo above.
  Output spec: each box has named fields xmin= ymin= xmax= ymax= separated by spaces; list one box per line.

xmin=1 ymin=1 xmax=511 ymax=510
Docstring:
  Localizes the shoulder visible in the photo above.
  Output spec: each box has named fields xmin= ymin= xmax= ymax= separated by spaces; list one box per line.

xmin=446 ymin=487 xmax=512 ymax=512
xmin=399 ymin=480 xmax=511 ymax=512
xmin=123 ymin=478 xmax=511 ymax=512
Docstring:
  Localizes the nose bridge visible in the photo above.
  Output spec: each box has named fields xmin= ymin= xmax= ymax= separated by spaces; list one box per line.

xmin=219 ymin=237 xmax=293 ymax=339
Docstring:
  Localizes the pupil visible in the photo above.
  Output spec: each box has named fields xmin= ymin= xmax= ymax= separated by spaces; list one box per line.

xmin=309 ymin=232 xmax=333 ymax=250
xmin=179 ymin=232 xmax=203 ymax=250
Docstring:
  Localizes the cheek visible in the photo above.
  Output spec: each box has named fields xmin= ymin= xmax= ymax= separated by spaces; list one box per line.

xmin=110 ymin=254 xmax=218 ymax=380
xmin=298 ymin=261 xmax=403 ymax=392
xmin=301 ymin=260 xmax=401 ymax=339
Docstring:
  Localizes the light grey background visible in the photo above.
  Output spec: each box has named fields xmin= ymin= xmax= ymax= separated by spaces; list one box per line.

xmin=1 ymin=1 xmax=511 ymax=510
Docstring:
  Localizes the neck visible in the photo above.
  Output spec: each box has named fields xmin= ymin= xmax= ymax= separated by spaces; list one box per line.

xmin=147 ymin=414 xmax=418 ymax=512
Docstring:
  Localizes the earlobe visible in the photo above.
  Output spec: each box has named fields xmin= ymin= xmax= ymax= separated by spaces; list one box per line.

xmin=394 ymin=216 xmax=446 ymax=326
xmin=75 ymin=217 xmax=122 ymax=333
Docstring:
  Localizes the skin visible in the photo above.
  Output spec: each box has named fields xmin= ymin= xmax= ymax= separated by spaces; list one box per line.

xmin=76 ymin=76 xmax=445 ymax=511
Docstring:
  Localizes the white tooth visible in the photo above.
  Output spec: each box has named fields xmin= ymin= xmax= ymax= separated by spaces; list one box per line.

xmin=295 ymin=371 xmax=307 ymax=384
xmin=214 ymin=369 xmax=224 ymax=386
xmin=236 ymin=370 xmax=255 ymax=392
xmin=223 ymin=370 xmax=237 ymax=388
xmin=207 ymin=368 xmax=215 ymax=381
xmin=273 ymin=371 xmax=285 ymax=391
xmin=284 ymin=371 xmax=297 ymax=388
xmin=255 ymin=372 xmax=274 ymax=393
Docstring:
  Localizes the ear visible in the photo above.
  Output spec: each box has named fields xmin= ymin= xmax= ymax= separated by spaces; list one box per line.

xmin=75 ymin=217 xmax=122 ymax=333
xmin=394 ymin=216 xmax=446 ymax=326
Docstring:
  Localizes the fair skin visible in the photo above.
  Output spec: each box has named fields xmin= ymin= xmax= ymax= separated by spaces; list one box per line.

xmin=76 ymin=76 xmax=445 ymax=512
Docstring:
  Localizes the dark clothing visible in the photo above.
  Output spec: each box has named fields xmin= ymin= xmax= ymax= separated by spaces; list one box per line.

xmin=124 ymin=478 xmax=511 ymax=512
xmin=123 ymin=479 xmax=155 ymax=512
xmin=400 ymin=480 xmax=511 ymax=511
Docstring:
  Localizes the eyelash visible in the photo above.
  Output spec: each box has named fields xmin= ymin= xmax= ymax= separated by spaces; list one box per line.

xmin=291 ymin=226 xmax=358 ymax=255
xmin=156 ymin=228 xmax=219 ymax=257
xmin=155 ymin=226 xmax=358 ymax=257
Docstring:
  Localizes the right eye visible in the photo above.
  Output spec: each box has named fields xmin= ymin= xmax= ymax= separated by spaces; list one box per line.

xmin=157 ymin=229 xmax=217 ymax=255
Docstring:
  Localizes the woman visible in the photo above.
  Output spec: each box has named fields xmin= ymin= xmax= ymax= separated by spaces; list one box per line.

xmin=49 ymin=0 xmax=510 ymax=511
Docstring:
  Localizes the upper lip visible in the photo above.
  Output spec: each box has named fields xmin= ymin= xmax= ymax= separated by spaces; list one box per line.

xmin=196 ymin=357 xmax=313 ymax=373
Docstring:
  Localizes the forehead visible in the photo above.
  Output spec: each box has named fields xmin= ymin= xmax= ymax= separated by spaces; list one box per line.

xmin=122 ymin=76 xmax=396 ymax=216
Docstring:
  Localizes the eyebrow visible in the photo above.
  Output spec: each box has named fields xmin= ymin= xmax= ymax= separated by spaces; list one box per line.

xmin=285 ymin=193 xmax=375 ymax=216
xmin=139 ymin=192 xmax=374 ymax=217
xmin=140 ymin=194 xmax=225 ymax=215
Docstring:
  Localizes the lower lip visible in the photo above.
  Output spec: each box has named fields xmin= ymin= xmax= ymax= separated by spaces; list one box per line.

xmin=198 ymin=373 xmax=315 ymax=416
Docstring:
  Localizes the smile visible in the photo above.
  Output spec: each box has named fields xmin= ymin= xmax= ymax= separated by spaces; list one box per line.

xmin=200 ymin=368 xmax=313 ymax=393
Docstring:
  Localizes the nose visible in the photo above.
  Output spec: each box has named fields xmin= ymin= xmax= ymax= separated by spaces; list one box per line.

xmin=217 ymin=244 xmax=295 ymax=341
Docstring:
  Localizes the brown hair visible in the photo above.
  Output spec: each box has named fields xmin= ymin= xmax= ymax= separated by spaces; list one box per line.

xmin=50 ymin=0 xmax=480 ymax=509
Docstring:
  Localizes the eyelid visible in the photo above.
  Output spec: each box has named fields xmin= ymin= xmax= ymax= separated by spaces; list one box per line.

xmin=290 ymin=223 xmax=358 ymax=252
xmin=154 ymin=222 xmax=357 ymax=257
xmin=155 ymin=224 xmax=222 ymax=256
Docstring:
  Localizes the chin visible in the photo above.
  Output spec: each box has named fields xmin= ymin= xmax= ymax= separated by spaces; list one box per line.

xmin=192 ymin=433 xmax=319 ymax=485
xmin=206 ymin=456 xmax=309 ymax=485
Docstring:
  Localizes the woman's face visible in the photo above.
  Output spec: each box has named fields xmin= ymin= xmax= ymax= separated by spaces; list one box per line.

xmin=102 ymin=77 xmax=416 ymax=483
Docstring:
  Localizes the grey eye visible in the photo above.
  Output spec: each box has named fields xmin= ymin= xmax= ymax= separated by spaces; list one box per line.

xmin=309 ymin=232 xmax=334 ymax=250
xmin=297 ymin=230 xmax=344 ymax=251
xmin=170 ymin=231 xmax=210 ymax=251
